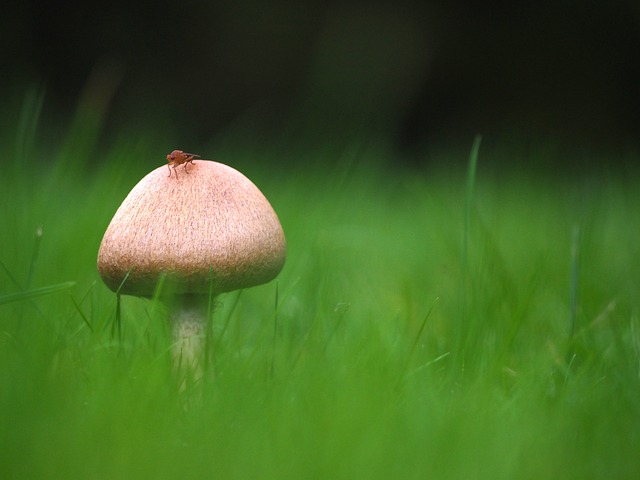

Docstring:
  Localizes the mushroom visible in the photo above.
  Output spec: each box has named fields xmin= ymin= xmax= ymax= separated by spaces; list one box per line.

xmin=97 ymin=157 xmax=286 ymax=386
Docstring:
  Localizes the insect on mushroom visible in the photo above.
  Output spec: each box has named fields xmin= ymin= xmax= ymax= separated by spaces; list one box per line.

xmin=166 ymin=150 xmax=201 ymax=177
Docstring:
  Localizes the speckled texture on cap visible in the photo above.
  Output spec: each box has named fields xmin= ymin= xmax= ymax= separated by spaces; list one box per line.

xmin=97 ymin=160 xmax=286 ymax=296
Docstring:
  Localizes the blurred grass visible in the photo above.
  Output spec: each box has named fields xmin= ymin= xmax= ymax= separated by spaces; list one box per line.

xmin=1 ymin=92 xmax=640 ymax=479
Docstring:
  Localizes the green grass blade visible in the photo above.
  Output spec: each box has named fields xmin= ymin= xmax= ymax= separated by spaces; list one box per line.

xmin=68 ymin=293 xmax=94 ymax=332
xmin=269 ymin=283 xmax=279 ymax=380
xmin=463 ymin=134 xmax=482 ymax=268
xmin=112 ymin=267 xmax=135 ymax=340
xmin=26 ymin=226 xmax=43 ymax=289
xmin=0 ymin=259 xmax=23 ymax=291
xmin=15 ymin=85 xmax=45 ymax=165
xmin=455 ymin=135 xmax=482 ymax=370
xmin=216 ymin=290 xmax=242 ymax=348
xmin=403 ymin=299 xmax=438 ymax=372
xmin=568 ymin=224 xmax=580 ymax=341
xmin=0 ymin=281 xmax=76 ymax=306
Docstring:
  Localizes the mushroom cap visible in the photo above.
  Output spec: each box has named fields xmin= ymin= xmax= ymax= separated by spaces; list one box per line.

xmin=97 ymin=160 xmax=286 ymax=296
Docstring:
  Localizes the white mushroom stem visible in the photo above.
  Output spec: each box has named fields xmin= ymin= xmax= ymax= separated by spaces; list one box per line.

xmin=169 ymin=296 xmax=212 ymax=390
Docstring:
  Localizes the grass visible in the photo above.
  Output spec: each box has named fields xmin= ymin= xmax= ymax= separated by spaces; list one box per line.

xmin=1 ymin=99 xmax=640 ymax=479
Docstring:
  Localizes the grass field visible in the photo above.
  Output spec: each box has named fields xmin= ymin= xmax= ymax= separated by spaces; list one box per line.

xmin=1 ymin=95 xmax=640 ymax=479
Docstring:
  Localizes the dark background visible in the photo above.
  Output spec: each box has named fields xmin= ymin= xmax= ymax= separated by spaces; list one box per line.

xmin=3 ymin=0 xmax=640 ymax=166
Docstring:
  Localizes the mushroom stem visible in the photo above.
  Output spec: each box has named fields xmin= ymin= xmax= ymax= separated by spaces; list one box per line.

xmin=169 ymin=295 xmax=213 ymax=390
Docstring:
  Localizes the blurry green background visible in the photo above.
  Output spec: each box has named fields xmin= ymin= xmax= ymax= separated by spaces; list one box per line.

xmin=2 ymin=3 xmax=640 ymax=478
xmin=3 ymin=0 xmax=640 ymax=168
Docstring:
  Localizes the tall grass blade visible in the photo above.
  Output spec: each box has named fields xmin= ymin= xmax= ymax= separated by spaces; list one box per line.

xmin=566 ymin=223 xmax=581 ymax=367
xmin=291 ymin=316 xmax=319 ymax=372
xmin=568 ymin=224 xmax=580 ymax=340
xmin=54 ymin=60 xmax=123 ymax=174
xmin=455 ymin=135 xmax=482 ymax=371
xmin=322 ymin=302 xmax=350 ymax=354
xmin=112 ymin=267 xmax=134 ymax=340
xmin=216 ymin=290 xmax=242 ymax=348
xmin=0 ymin=281 xmax=76 ymax=306
xmin=26 ymin=226 xmax=43 ymax=289
xmin=406 ymin=300 xmax=438 ymax=368
xmin=269 ymin=284 xmax=279 ymax=380
xmin=463 ymin=134 xmax=482 ymax=269
xmin=15 ymin=85 xmax=45 ymax=165
xmin=399 ymin=298 xmax=438 ymax=386
xmin=0 ymin=260 xmax=23 ymax=291
xmin=69 ymin=294 xmax=94 ymax=332
xmin=113 ymin=293 xmax=122 ymax=341
xmin=13 ymin=86 xmax=45 ymax=210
